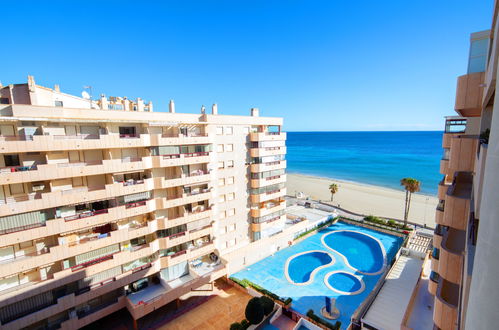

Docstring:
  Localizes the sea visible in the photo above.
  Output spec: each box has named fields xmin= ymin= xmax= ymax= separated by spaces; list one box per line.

xmin=286 ymin=131 xmax=442 ymax=195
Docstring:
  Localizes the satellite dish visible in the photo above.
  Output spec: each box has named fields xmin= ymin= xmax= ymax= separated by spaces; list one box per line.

xmin=81 ymin=91 xmax=90 ymax=99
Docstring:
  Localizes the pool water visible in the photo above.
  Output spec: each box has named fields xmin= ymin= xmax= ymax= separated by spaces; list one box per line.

xmin=322 ymin=230 xmax=385 ymax=274
xmin=327 ymin=272 xmax=362 ymax=293
xmin=287 ymin=251 xmax=333 ymax=284
xmin=230 ymin=221 xmax=404 ymax=329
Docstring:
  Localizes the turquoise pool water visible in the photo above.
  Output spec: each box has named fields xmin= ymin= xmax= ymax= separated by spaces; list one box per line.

xmin=287 ymin=251 xmax=333 ymax=284
xmin=231 ymin=221 xmax=404 ymax=329
xmin=322 ymin=230 xmax=385 ymax=274
xmin=327 ymin=272 xmax=362 ymax=293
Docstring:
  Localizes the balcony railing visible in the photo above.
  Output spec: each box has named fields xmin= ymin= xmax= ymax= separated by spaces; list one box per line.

xmin=0 ymin=135 xmax=35 ymax=141
xmin=0 ymin=192 xmax=42 ymax=205
xmin=58 ymin=160 xmax=103 ymax=167
xmin=71 ymin=254 xmax=115 ymax=272
xmin=0 ymin=165 xmax=38 ymax=173
xmin=64 ymin=208 xmax=109 ymax=222
xmin=0 ymin=222 xmax=45 ymax=235
xmin=119 ymin=134 xmax=140 ymax=138
xmin=53 ymin=134 xmax=99 ymax=140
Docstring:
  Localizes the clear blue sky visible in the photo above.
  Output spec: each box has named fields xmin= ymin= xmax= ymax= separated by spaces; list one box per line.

xmin=0 ymin=1 xmax=493 ymax=131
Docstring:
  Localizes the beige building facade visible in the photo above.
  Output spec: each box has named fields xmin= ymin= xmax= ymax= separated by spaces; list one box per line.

xmin=0 ymin=77 xmax=287 ymax=329
xmin=430 ymin=2 xmax=499 ymax=329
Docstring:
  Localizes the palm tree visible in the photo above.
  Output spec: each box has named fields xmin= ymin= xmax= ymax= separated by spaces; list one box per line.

xmin=329 ymin=183 xmax=339 ymax=203
xmin=400 ymin=178 xmax=421 ymax=226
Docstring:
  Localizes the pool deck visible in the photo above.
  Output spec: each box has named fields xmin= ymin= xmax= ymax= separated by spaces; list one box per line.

xmin=158 ymin=281 xmax=252 ymax=330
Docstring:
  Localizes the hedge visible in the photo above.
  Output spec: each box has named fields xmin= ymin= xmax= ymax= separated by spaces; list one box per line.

xmin=229 ymin=277 xmax=292 ymax=305
xmin=306 ymin=309 xmax=341 ymax=330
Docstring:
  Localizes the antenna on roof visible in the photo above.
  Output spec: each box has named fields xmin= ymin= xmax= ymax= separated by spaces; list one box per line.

xmin=82 ymin=86 xmax=93 ymax=109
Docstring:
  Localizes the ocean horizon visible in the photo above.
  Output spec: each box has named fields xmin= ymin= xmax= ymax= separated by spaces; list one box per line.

xmin=286 ymin=131 xmax=442 ymax=195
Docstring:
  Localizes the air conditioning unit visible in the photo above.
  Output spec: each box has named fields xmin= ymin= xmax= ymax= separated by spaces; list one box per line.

xmin=32 ymin=184 xmax=45 ymax=191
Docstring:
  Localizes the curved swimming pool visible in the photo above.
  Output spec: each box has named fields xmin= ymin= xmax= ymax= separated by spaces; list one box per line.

xmin=322 ymin=230 xmax=386 ymax=275
xmin=324 ymin=271 xmax=365 ymax=295
xmin=285 ymin=251 xmax=335 ymax=285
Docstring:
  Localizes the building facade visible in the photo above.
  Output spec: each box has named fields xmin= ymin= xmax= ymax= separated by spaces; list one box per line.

xmin=430 ymin=3 xmax=499 ymax=329
xmin=0 ymin=77 xmax=287 ymax=329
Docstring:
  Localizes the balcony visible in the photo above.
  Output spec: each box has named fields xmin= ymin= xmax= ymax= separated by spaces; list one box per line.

xmin=474 ymin=143 xmax=488 ymax=218
xmin=250 ymin=174 xmax=286 ymax=188
xmin=0 ymin=179 xmax=154 ymax=217
xmin=439 ymin=159 xmax=452 ymax=176
xmin=251 ymin=188 xmax=286 ymax=203
xmin=434 ymin=279 xmax=459 ymax=330
xmin=454 ymin=72 xmax=485 ymax=117
xmin=439 ymin=228 xmax=465 ymax=284
xmin=250 ymin=146 xmax=287 ymax=158
xmin=250 ymin=200 xmax=286 ymax=218
xmin=125 ymin=264 xmax=226 ymax=320
xmin=157 ymin=191 xmax=211 ymax=210
xmin=156 ymin=209 xmax=212 ymax=230
xmin=438 ymin=180 xmax=451 ymax=200
xmin=152 ymin=133 xmax=210 ymax=146
xmin=442 ymin=133 xmax=460 ymax=149
xmin=155 ymin=173 xmax=211 ymax=189
xmin=151 ymin=153 xmax=211 ymax=169
xmin=250 ymin=160 xmax=286 ymax=173
xmin=158 ymin=226 xmax=212 ymax=250
xmin=249 ymin=132 xmax=286 ymax=142
xmin=442 ymin=172 xmax=472 ymax=230
xmin=159 ymin=242 xmax=215 ymax=268
xmin=449 ymin=135 xmax=478 ymax=172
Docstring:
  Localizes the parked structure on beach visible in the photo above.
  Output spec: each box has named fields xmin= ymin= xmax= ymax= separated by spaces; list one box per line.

xmin=429 ymin=3 xmax=499 ymax=329
xmin=0 ymin=76 xmax=288 ymax=329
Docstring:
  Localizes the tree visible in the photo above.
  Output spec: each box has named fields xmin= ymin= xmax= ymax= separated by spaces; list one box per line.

xmin=260 ymin=296 xmax=274 ymax=315
xmin=329 ymin=183 xmax=339 ymax=202
xmin=245 ymin=297 xmax=264 ymax=324
xmin=400 ymin=178 xmax=421 ymax=226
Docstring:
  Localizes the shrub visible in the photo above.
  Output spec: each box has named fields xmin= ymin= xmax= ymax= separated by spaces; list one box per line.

xmin=306 ymin=309 xmax=341 ymax=330
xmin=245 ymin=297 xmax=264 ymax=325
xmin=260 ymin=296 xmax=274 ymax=315
xmin=240 ymin=319 xmax=249 ymax=329
xmin=387 ymin=219 xmax=396 ymax=227
xmin=230 ymin=322 xmax=242 ymax=330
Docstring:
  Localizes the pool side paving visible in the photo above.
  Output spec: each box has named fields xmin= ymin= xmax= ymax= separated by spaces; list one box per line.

xmin=230 ymin=221 xmax=403 ymax=329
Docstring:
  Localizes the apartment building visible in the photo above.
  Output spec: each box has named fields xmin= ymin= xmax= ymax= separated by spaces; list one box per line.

xmin=429 ymin=3 xmax=499 ymax=329
xmin=0 ymin=76 xmax=287 ymax=329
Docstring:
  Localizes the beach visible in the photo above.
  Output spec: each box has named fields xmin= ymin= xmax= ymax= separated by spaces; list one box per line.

xmin=286 ymin=173 xmax=438 ymax=228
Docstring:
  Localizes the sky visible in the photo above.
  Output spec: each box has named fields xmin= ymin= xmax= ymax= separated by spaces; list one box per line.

xmin=0 ymin=0 xmax=494 ymax=131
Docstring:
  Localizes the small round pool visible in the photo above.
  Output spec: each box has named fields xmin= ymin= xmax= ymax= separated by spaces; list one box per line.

xmin=285 ymin=251 xmax=335 ymax=285
xmin=324 ymin=271 xmax=365 ymax=295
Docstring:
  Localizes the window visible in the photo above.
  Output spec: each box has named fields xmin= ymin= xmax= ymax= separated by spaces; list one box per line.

xmin=217 ymin=144 xmax=224 ymax=153
xmin=220 ymin=211 xmax=226 ymax=219
xmin=228 ymin=208 xmax=235 ymax=217
xmin=4 ymin=154 xmax=20 ymax=167
xmin=218 ymin=161 xmax=224 ymax=169
xmin=227 ymin=193 xmax=235 ymax=201
xmin=227 ymin=160 xmax=234 ymax=168
xmin=227 ymin=177 xmax=234 ymax=185
xmin=228 ymin=224 xmax=236 ymax=232
xmin=429 ymin=271 xmax=440 ymax=283
xmin=226 ymin=144 xmax=234 ymax=152
xmin=218 ymin=178 xmax=225 ymax=186
xmin=0 ymin=98 xmax=9 ymax=104
xmin=225 ymin=127 xmax=233 ymax=135
xmin=54 ymin=100 xmax=64 ymax=107
xmin=216 ymin=126 xmax=223 ymax=135
xmin=119 ymin=126 xmax=137 ymax=137
xmin=218 ymin=195 xmax=225 ymax=203
xmin=432 ymin=248 xmax=440 ymax=260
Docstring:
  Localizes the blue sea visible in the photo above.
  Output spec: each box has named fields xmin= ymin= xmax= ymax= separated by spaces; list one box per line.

xmin=286 ymin=131 xmax=442 ymax=195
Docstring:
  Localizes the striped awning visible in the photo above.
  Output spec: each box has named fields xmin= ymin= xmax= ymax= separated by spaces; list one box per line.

xmin=79 ymin=266 xmax=122 ymax=288
xmin=75 ymin=244 xmax=120 ymax=265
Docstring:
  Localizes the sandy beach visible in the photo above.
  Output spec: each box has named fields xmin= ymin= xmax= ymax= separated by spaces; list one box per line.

xmin=286 ymin=173 xmax=437 ymax=228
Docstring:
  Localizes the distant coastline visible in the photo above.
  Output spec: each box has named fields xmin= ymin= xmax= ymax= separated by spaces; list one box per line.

xmin=285 ymin=131 xmax=442 ymax=195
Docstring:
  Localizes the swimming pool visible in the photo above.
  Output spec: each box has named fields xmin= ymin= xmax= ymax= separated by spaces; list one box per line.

xmin=230 ymin=221 xmax=404 ymax=329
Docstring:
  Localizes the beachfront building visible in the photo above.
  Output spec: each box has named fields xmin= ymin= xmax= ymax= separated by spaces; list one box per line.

xmin=0 ymin=76 xmax=287 ymax=329
xmin=430 ymin=3 xmax=499 ymax=329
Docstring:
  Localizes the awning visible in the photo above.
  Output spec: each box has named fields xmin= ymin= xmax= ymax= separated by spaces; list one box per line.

xmin=123 ymin=191 xmax=151 ymax=203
